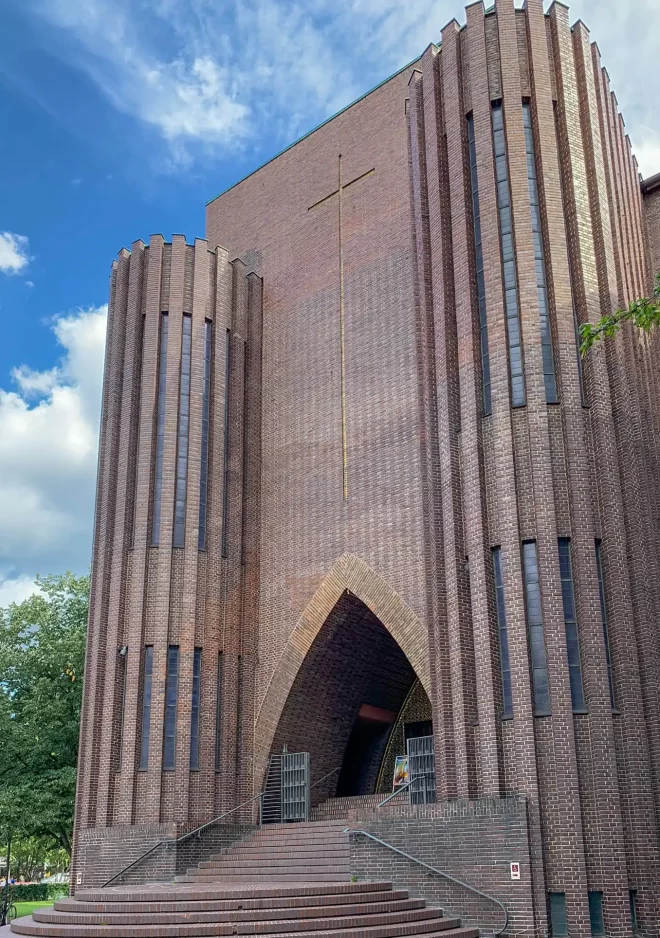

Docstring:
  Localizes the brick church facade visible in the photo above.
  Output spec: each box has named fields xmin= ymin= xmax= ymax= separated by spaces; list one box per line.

xmin=72 ymin=1 xmax=660 ymax=936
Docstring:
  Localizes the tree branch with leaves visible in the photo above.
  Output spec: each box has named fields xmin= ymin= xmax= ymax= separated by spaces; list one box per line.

xmin=579 ymin=272 xmax=660 ymax=356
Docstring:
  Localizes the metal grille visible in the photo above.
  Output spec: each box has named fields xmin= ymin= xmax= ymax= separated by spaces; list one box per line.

xmin=261 ymin=754 xmax=282 ymax=824
xmin=407 ymin=735 xmax=436 ymax=804
xmin=281 ymin=751 xmax=310 ymax=821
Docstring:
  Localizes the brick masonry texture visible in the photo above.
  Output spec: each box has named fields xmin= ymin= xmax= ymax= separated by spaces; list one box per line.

xmin=73 ymin=1 xmax=660 ymax=935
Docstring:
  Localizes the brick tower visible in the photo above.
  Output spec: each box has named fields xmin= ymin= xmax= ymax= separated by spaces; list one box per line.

xmin=72 ymin=2 xmax=660 ymax=936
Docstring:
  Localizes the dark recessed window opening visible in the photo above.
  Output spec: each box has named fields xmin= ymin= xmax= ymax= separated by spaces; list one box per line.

xmin=215 ymin=651 xmax=223 ymax=772
xmin=595 ymin=540 xmax=616 ymax=708
xmin=152 ymin=314 xmax=169 ymax=546
xmin=221 ymin=331 xmax=231 ymax=558
xmin=162 ymin=645 xmax=179 ymax=770
xmin=493 ymin=547 xmax=513 ymax=718
xmin=467 ymin=113 xmax=492 ymax=416
xmin=198 ymin=319 xmax=212 ymax=550
xmin=190 ymin=647 xmax=202 ymax=770
xmin=558 ymin=538 xmax=586 ymax=711
xmin=523 ymin=541 xmax=551 ymax=715
xmin=549 ymin=893 xmax=567 ymax=937
xmin=139 ymin=646 xmax=154 ymax=771
xmin=173 ymin=315 xmax=192 ymax=548
xmin=589 ymin=891 xmax=604 ymax=936
xmin=492 ymin=103 xmax=526 ymax=408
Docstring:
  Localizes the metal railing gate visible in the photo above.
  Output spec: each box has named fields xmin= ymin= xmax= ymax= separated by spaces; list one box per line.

xmin=280 ymin=750 xmax=310 ymax=822
xmin=407 ymin=734 xmax=436 ymax=804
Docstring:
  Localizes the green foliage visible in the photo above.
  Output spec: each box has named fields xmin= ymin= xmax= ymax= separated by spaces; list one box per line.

xmin=579 ymin=273 xmax=660 ymax=355
xmin=8 ymin=835 xmax=69 ymax=882
xmin=0 ymin=573 xmax=89 ymax=856
xmin=8 ymin=884 xmax=67 ymax=902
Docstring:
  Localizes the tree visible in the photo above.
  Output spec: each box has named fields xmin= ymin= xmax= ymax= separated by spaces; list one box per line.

xmin=0 ymin=573 xmax=88 ymax=857
xmin=579 ymin=272 xmax=660 ymax=355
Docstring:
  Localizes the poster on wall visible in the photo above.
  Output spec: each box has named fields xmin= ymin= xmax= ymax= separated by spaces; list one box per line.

xmin=393 ymin=755 xmax=409 ymax=789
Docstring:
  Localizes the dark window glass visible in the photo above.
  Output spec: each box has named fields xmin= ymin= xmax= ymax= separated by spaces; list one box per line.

xmin=549 ymin=894 xmax=567 ymax=937
xmin=493 ymin=548 xmax=513 ymax=718
xmin=523 ymin=103 xmax=557 ymax=403
xmin=215 ymin=652 xmax=223 ymax=771
xmin=118 ymin=650 xmax=127 ymax=771
xmin=492 ymin=104 xmax=525 ymax=407
xmin=173 ymin=315 xmax=192 ymax=548
xmin=629 ymin=890 xmax=638 ymax=933
xmin=190 ymin=647 xmax=202 ymax=770
xmin=163 ymin=645 xmax=179 ymax=770
xmin=558 ymin=539 xmax=586 ymax=711
xmin=589 ymin=892 xmax=604 ymax=936
xmin=152 ymin=314 xmax=169 ymax=545
xmin=523 ymin=541 xmax=551 ymax=715
xmin=221 ymin=330 xmax=231 ymax=558
xmin=198 ymin=320 xmax=212 ymax=550
xmin=139 ymin=646 xmax=154 ymax=770
xmin=467 ymin=114 xmax=492 ymax=416
xmin=595 ymin=541 xmax=616 ymax=708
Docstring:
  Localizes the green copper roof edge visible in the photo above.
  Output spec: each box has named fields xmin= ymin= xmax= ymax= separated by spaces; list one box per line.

xmin=206 ymin=54 xmax=422 ymax=207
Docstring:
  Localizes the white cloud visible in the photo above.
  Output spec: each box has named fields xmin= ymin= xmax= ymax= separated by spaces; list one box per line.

xmin=0 ymin=574 xmax=43 ymax=609
xmin=0 ymin=305 xmax=107 ymax=587
xmin=20 ymin=0 xmax=659 ymax=173
xmin=0 ymin=232 xmax=31 ymax=274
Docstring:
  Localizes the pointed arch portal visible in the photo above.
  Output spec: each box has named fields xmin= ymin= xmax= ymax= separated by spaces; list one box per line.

xmin=255 ymin=555 xmax=432 ymax=802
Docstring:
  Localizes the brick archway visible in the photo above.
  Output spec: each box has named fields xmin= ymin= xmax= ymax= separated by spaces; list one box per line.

xmin=254 ymin=554 xmax=430 ymax=790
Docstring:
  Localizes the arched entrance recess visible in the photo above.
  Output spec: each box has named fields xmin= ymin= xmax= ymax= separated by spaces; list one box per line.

xmin=255 ymin=554 xmax=431 ymax=802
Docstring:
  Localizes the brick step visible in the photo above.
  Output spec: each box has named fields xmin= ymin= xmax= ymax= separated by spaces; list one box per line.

xmin=44 ymin=899 xmax=427 ymax=924
xmin=74 ymin=883 xmax=392 ymax=904
xmin=177 ymin=874 xmax=351 ymax=884
xmin=185 ymin=869 xmax=349 ymax=880
xmin=250 ymin=834 xmax=348 ymax=846
xmin=53 ymin=890 xmax=412 ymax=915
xmin=33 ymin=907 xmax=449 ymax=932
xmin=258 ymin=822 xmax=348 ymax=833
xmin=199 ymin=856 xmax=348 ymax=869
xmin=11 ymin=912 xmax=461 ymax=938
xmin=219 ymin=847 xmax=349 ymax=860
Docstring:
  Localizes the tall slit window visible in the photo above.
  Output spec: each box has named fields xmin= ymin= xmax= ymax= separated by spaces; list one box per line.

xmin=522 ymin=541 xmax=551 ymax=715
xmin=215 ymin=652 xmax=223 ymax=771
xmin=152 ymin=314 xmax=169 ymax=545
xmin=163 ymin=645 xmax=179 ymax=770
xmin=117 ymin=649 xmax=128 ymax=771
xmin=467 ymin=113 xmax=492 ymax=416
xmin=190 ymin=647 xmax=202 ymax=770
xmin=139 ymin=646 xmax=154 ymax=770
xmin=595 ymin=540 xmax=616 ymax=708
xmin=198 ymin=320 xmax=212 ymax=550
xmin=173 ymin=315 xmax=192 ymax=548
xmin=493 ymin=548 xmax=513 ymax=718
xmin=523 ymin=102 xmax=558 ymax=403
xmin=492 ymin=103 xmax=525 ymax=407
xmin=221 ymin=331 xmax=231 ymax=558
xmin=558 ymin=538 xmax=586 ymax=711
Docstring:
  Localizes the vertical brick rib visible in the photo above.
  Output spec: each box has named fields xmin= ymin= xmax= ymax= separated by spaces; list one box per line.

xmin=541 ymin=9 xmax=630 ymax=934
xmin=407 ymin=66 xmax=459 ymax=800
xmin=95 ymin=242 xmax=146 ymax=828
xmin=457 ymin=7 xmax=546 ymax=928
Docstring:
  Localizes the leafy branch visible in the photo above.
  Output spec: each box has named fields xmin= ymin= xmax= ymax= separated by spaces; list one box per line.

xmin=579 ymin=273 xmax=660 ymax=356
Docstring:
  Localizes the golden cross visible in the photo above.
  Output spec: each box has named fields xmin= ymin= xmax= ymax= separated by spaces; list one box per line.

xmin=308 ymin=155 xmax=375 ymax=501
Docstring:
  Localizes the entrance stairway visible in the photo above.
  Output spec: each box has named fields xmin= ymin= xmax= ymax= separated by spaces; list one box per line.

xmin=10 ymin=820 xmax=479 ymax=938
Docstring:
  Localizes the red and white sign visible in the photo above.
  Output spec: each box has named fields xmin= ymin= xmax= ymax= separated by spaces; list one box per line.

xmin=510 ymin=862 xmax=521 ymax=880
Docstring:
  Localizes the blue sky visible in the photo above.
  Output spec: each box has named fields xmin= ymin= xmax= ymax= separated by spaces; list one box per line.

xmin=0 ymin=0 xmax=658 ymax=606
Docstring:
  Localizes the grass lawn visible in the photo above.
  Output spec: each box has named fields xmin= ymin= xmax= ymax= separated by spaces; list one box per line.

xmin=13 ymin=901 xmax=53 ymax=919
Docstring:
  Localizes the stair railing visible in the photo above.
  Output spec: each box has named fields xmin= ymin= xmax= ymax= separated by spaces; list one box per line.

xmin=101 ymin=790 xmax=265 ymax=888
xmin=344 ymin=828 xmax=508 ymax=936
xmin=310 ymin=766 xmax=341 ymax=791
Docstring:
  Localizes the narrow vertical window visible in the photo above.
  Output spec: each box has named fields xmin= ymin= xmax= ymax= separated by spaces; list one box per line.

xmin=589 ymin=892 xmax=604 ymax=936
xmin=492 ymin=103 xmax=525 ymax=407
xmin=198 ymin=320 xmax=212 ymax=550
xmin=467 ymin=114 xmax=492 ymax=416
xmin=117 ymin=648 xmax=128 ymax=771
xmin=215 ymin=652 xmax=223 ymax=771
xmin=152 ymin=314 xmax=169 ymax=545
xmin=523 ymin=103 xmax=558 ymax=403
xmin=558 ymin=539 xmax=586 ymax=711
xmin=549 ymin=894 xmax=567 ymax=937
xmin=629 ymin=890 xmax=638 ymax=934
xmin=522 ymin=541 xmax=551 ymax=715
xmin=190 ymin=647 xmax=202 ymax=770
xmin=173 ymin=315 xmax=192 ymax=548
xmin=595 ymin=541 xmax=616 ymax=708
xmin=163 ymin=645 xmax=179 ymax=770
xmin=139 ymin=646 xmax=154 ymax=770
xmin=493 ymin=548 xmax=513 ymax=718
xmin=221 ymin=330 xmax=231 ymax=558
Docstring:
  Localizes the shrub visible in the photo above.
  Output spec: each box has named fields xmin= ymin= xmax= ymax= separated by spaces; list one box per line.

xmin=6 ymin=884 xmax=67 ymax=902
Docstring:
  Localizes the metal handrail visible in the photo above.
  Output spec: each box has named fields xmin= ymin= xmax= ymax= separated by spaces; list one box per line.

xmin=345 ymin=828 xmax=508 ymax=936
xmin=378 ymin=778 xmax=415 ymax=807
xmin=310 ymin=766 xmax=341 ymax=790
xmin=102 ymin=790 xmax=265 ymax=888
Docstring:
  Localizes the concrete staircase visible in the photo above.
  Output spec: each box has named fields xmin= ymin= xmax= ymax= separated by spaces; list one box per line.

xmin=10 ymin=820 xmax=479 ymax=938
